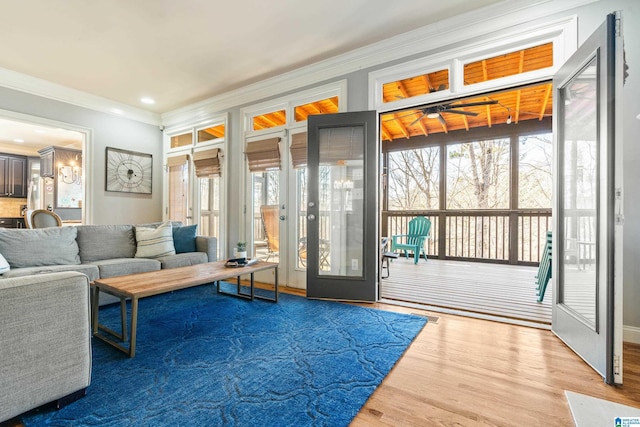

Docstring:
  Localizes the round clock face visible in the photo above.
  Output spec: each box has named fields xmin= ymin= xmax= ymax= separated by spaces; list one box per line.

xmin=116 ymin=160 xmax=144 ymax=188
xmin=106 ymin=149 xmax=152 ymax=193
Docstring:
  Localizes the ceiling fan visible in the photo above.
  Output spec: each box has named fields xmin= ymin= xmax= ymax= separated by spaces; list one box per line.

xmin=408 ymin=100 xmax=499 ymax=126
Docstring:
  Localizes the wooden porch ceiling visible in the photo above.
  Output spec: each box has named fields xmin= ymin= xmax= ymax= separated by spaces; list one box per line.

xmin=381 ymin=82 xmax=553 ymax=141
xmin=253 ymin=42 xmax=553 ymax=141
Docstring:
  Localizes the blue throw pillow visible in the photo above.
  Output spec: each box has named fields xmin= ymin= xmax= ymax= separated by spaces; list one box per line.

xmin=173 ymin=224 xmax=198 ymax=254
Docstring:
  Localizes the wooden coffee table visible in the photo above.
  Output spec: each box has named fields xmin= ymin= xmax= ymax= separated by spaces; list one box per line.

xmin=91 ymin=260 xmax=278 ymax=357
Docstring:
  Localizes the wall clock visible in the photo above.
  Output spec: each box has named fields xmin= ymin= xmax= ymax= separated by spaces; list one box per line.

xmin=105 ymin=147 xmax=153 ymax=194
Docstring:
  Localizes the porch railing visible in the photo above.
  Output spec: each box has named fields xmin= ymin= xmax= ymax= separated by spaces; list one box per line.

xmin=382 ymin=209 xmax=552 ymax=265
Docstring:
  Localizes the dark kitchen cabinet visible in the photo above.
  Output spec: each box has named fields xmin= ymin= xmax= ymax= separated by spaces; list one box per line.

xmin=0 ymin=154 xmax=28 ymax=198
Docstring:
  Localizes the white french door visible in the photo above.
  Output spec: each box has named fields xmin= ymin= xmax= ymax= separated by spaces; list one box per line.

xmin=552 ymin=13 xmax=624 ymax=385
xmin=246 ymin=132 xmax=306 ymax=288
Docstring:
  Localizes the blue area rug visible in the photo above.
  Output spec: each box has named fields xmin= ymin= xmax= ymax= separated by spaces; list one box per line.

xmin=23 ymin=284 xmax=427 ymax=426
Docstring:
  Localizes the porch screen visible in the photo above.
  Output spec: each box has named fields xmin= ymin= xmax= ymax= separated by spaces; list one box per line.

xmin=193 ymin=148 xmax=221 ymax=177
xmin=246 ymin=137 xmax=281 ymax=172
xmin=290 ymin=132 xmax=307 ymax=168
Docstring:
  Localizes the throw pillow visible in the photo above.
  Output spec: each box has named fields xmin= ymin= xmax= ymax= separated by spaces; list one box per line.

xmin=173 ymin=224 xmax=197 ymax=254
xmin=135 ymin=221 xmax=176 ymax=259
xmin=0 ymin=227 xmax=81 ymax=268
xmin=0 ymin=253 xmax=9 ymax=274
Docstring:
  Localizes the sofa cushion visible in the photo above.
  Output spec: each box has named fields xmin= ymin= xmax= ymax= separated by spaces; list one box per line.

xmin=134 ymin=221 xmax=176 ymax=259
xmin=156 ymin=252 xmax=208 ymax=269
xmin=90 ymin=258 xmax=161 ymax=279
xmin=1 ymin=264 xmax=100 ymax=282
xmin=173 ymin=224 xmax=197 ymax=254
xmin=0 ymin=253 xmax=9 ymax=274
xmin=76 ymin=225 xmax=136 ymax=262
xmin=0 ymin=227 xmax=80 ymax=268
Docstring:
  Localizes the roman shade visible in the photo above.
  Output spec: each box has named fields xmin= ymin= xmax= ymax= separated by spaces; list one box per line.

xmin=193 ymin=148 xmax=221 ymax=177
xmin=290 ymin=132 xmax=307 ymax=168
xmin=166 ymin=154 xmax=189 ymax=168
xmin=245 ymin=137 xmax=281 ymax=172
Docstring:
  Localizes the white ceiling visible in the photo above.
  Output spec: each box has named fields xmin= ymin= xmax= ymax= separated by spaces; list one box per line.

xmin=0 ymin=0 xmax=503 ymax=114
xmin=0 ymin=118 xmax=83 ymax=156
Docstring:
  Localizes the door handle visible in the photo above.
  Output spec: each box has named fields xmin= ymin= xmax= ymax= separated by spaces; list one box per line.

xmin=307 ymin=214 xmax=316 ymax=221
xmin=279 ymin=215 xmax=286 ymax=221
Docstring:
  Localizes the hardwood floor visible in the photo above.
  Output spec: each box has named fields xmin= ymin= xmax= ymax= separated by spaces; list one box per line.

xmin=350 ymin=300 xmax=640 ymax=426
xmin=3 ymin=285 xmax=638 ymax=427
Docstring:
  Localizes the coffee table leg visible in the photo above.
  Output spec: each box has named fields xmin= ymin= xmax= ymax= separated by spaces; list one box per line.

xmin=120 ymin=296 xmax=128 ymax=342
xmin=129 ymin=297 xmax=139 ymax=358
xmin=250 ymin=273 xmax=255 ymax=300
xmin=91 ymin=286 xmax=100 ymax=334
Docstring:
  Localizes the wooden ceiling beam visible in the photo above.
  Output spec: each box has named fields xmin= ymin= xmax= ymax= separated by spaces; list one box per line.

xmin=540 ymin=84 xmax=552 ymax=120
xmin=396 ymin=81 xmax=410 ymax=99
xmin=417 ymin=119 xmax=429 ymax=137
xmin=381 ymin=123 xmax=393 ymax=141
xmin=395 ymin=113 xmax=411 ymax=138
xmin=422 ymin=74 xmax=433 ymax=92
xmin=485 ymin=104 xmax=492 ymax=127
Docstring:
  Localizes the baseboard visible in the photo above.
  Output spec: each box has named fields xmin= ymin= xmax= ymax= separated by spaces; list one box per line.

xmin=623 ymin=325 xmax=640 ymax=344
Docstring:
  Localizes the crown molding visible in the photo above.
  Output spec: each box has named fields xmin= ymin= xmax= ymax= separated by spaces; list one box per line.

xmin=0 ymin=67 xmax=161 ymax=126
xmin=162 ymin=0 xmax=597 ymax=127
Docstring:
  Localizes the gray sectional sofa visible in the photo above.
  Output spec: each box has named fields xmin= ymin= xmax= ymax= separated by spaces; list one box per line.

xmin=0 ymin=222 xmax=217 ymax=423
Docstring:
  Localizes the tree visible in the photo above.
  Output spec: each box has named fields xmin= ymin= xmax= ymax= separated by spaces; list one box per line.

xmin=388 ymin=147 xmax=439 ymax=210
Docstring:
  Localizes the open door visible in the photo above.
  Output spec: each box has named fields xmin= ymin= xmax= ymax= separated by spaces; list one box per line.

xmin=552 ymin=12 xmax=624 ymax=384
xmin=306 ymin=111 xmax=379 ymax=302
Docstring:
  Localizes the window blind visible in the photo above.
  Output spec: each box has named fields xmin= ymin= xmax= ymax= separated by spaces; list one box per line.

xmin=245 ymin=137 xmax=281 ymax=172
xmin=290 ymin=132 xmax=307 ymax=168
xmin=193 ymin=148 xmax=221 ymax=177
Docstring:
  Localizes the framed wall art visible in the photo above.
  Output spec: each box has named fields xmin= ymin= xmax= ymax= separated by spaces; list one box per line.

xmin=105 ymin=147 xmax=153 ymax=194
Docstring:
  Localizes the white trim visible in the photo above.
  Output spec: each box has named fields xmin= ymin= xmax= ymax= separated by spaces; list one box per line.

xmin=0 ymin=108 xmax=93 ymax=224
xmin=623 ymin=326 xmax=640 ymax=344
xmin=0 ymin=67 xmax=161 ymax=126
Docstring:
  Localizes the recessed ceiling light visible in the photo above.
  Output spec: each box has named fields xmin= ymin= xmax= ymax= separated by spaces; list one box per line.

xmin=13 ymin=139 xmax=24 ymax=143
xmin=111 ymin=108 xmax=124 ymax=115
xmin=140 ymin=97 xmax=155 ymax=105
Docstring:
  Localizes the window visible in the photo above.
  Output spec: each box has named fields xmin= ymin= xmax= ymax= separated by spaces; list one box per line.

xmin=446 ymin=139 xmax=510 ymax=209
xmin=382 ymin=69 xmax=449 ymax=104
xmin=252 ymin=109 xmax=286 ymax=131
xmin=167 ymin=155 xmax=189 ymax=223
xmin=170 ymin=132 xmax=193 ymax=149
xmin=387 ymin=147 xmax=440 ymax=210
xmin=519 ymin=133 xmax=552 ymax=208
xmin=464 ymin=43 xmax=553 ymax=85
xmin=294 ymin=96 xmax=339 ymax=122
xmin=197 ymin=124 xmax=225 ymax=143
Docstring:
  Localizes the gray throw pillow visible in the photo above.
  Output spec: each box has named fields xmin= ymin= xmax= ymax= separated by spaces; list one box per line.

xmin=0 ymin=227 xmax=81 ymax=268
xmin=76 ymin=225 xmax=136 ymax=262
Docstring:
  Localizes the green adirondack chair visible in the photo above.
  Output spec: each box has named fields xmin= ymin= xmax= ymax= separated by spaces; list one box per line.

xmin=391 ymin=216 xmax=431 ymax=264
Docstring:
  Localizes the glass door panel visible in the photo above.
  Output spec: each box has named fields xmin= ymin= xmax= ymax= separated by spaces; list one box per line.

xmin=306 ymin=111 xmax=378 ymax=302
xmin=252 ymin=171 xmax=280 ymax=264
xmin=199 ymin=176 xmax=221 ymax=256
xmin=318 ymin=127 xmax=364 ymax=277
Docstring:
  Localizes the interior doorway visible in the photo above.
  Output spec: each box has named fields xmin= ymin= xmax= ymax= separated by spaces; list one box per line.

xmin=0 ymin=113 xmax=85 ymax=224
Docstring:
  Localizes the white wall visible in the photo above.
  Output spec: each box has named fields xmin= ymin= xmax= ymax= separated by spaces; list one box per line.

xmin=0 ymin=86 xmax=164 ymax=225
